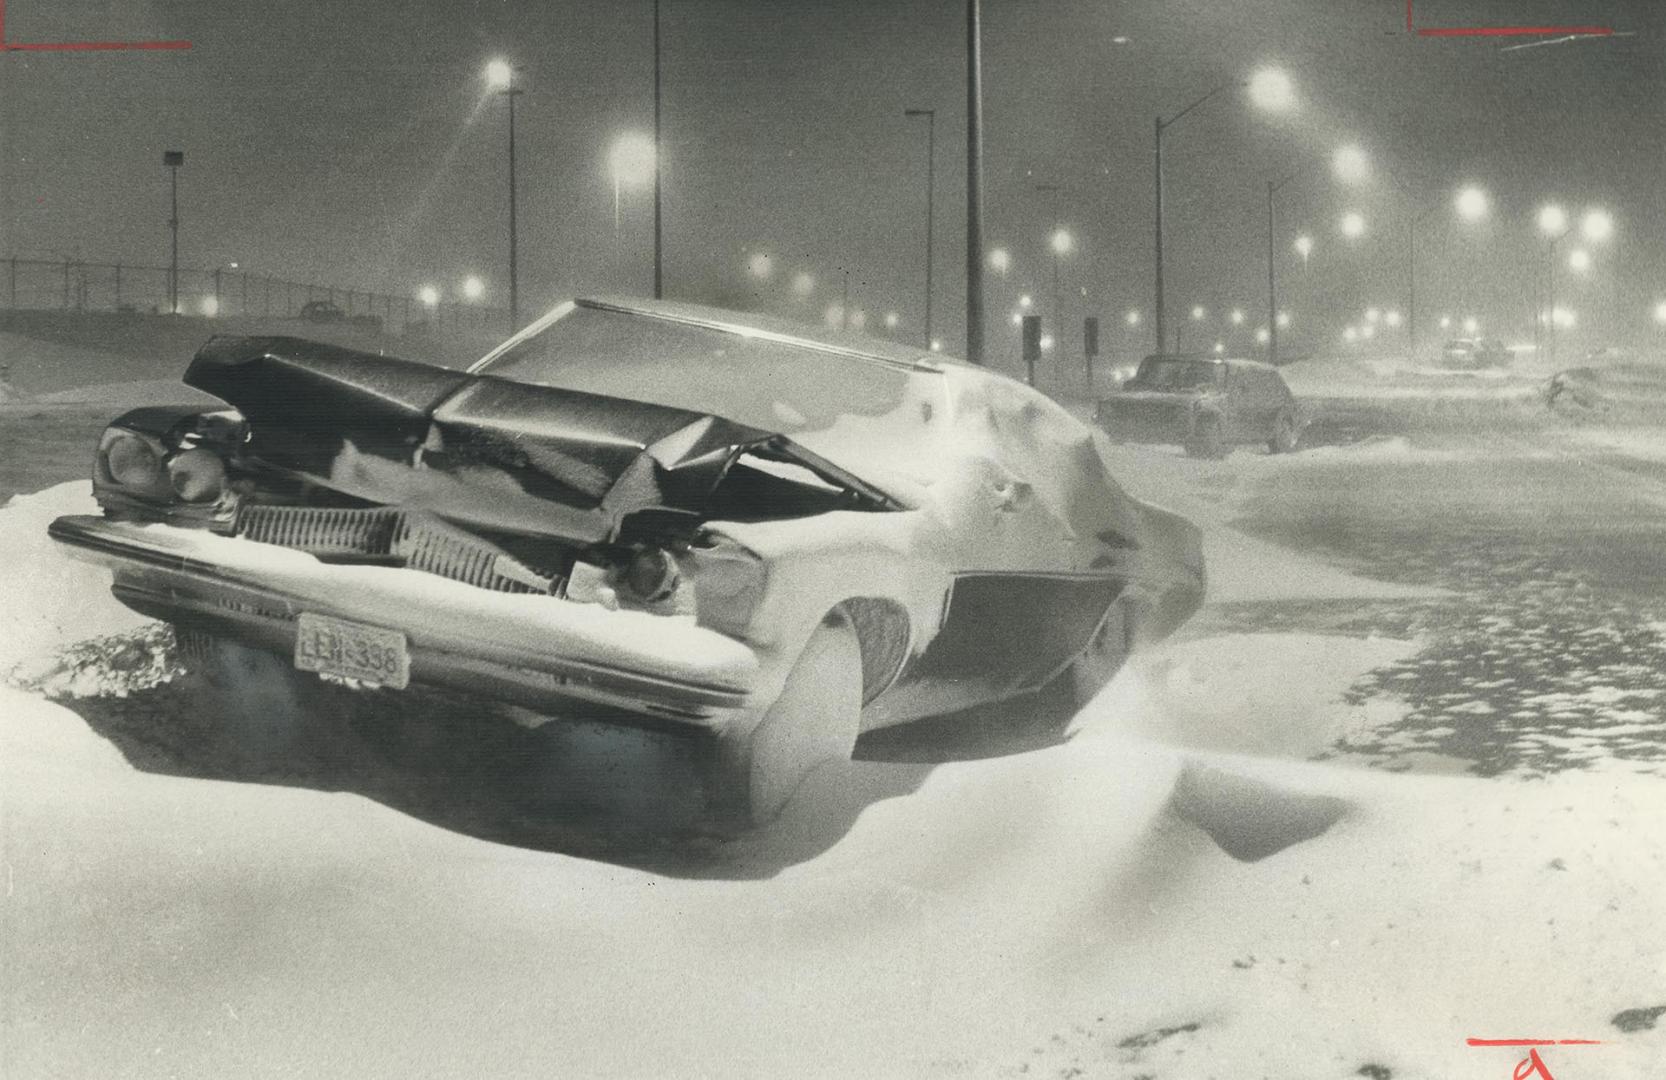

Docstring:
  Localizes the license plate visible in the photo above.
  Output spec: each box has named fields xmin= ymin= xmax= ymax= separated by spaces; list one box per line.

xmin=294 ymin=612 xmax=410 ymax=689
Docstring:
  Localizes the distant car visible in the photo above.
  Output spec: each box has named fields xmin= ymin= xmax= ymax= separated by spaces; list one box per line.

xmin=1439 ymin=338 xmax=1511 ymax=369
xmin=1094 ymin=354 xmax=1302 ymax=459
xmin=298 ymin=299 xmax=346 ymax=323
xmin=47 ymin=297 xmax=1206 ymax=829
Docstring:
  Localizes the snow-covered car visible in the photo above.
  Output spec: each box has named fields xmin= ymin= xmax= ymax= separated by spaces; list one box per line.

xmin=1094 ymin=354 xmax=1302 ymax=458
xmin=47 ymin=297 xmax=1205 ymax=828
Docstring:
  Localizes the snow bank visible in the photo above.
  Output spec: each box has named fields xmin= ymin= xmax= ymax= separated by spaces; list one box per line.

xmin=0 ymin=482 xmax=148 ymax=674
xmin=4 ymin=486 xmax=1663 ymax=1079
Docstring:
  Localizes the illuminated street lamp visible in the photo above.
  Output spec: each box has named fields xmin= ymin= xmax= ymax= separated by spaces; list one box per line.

xmin=747 ymin=252 xmax=774 ymax=280
xmin=1124 ymin=309 xmax=1141 ymax=327
xmin=1294 ymin=235 xmax=1313 ymax=262
xmin=1190 ymin=304 xmax=1206 ymax=321
xmin=1581 ymin=208 xmax=1614 ymax=243
xmin=1153 ymin=65 xmax=1295 ymax=351
xmin=485 ymin=58 xmax=523 ymax=330
xmin=1276 ymin=310 xmax=1291 ymax=329
xmin=1463 ymin=316 xmax=1479 ymax=334
xmin=1247 ymin=67 xmax=1295 ymax=112
xmin=1569 ymin=249 xmax=1591 ymax=273
xmin=1654 ymin=300 xmax=1666 ymax=326
xmin=1230 ymin=308 xmax=1245 ymax=326
xmin=1455 ymin=185 xmax=1489 ymax=223
xmin=1018 ymin=293 xmax=1032 ymax=310
xmin=988 ymin=247 xmax=1010 ymax=275
xmin=791 ymin=271 xmax=816 ymax=299
xmin=1331 ymin=144 xmax=1370 ymax=186
xmin=1340 ymin=212 xmax=1367 ymax=239
xmin=884 ymin=311 xmax=900 ymax=330
xmin=462 ymin=275 xmax=485 ymax=301
xmin=419 ymin=285 xmax=440 ymax=308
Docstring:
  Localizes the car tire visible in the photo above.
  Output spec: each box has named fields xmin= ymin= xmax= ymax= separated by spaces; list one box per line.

xmin=1267 ymin=412 xmax=1299 ymax=454
xmin=713 ymin=612 xmax=863 ymax=830
xmin=1185 ymin=416 xmax=1227 ymax=459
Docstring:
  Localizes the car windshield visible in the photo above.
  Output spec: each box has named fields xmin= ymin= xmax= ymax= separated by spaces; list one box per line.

xmin=476 ymin=304 xmax=925 ymax=436
xmin=1129 ymin=358 xmax=1221 ymax=390
xmin=473 ymin=304 xmax=947 ymax=488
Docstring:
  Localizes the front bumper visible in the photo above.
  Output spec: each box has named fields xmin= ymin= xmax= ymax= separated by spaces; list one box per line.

xmin=48 ymin=514 xmax=758 ymax=729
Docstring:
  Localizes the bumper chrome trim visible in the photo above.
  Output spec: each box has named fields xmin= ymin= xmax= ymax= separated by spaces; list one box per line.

xmin=49 ymin=514 xmax=754 ymax=726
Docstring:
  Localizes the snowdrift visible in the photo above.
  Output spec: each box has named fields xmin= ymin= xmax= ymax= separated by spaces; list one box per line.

xmin=3 ymin=481 xmax=1664 ymax=1079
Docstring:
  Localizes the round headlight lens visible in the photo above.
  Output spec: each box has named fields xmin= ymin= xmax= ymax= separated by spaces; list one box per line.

xmin=105 ymin=433 xmax=162 ymax=489
xmin=621 ymin=548 xmax=680 ymax=603
xmin=167 ymin=448 xmax=227 ymax=502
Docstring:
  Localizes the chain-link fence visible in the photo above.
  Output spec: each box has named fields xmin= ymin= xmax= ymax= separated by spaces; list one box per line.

xmin=0 ymin=256 xmax=509 ymax=336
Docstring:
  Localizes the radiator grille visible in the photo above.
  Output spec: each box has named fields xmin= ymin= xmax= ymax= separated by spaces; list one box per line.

xmin=235 ymin=504 xmax=557 ymax=595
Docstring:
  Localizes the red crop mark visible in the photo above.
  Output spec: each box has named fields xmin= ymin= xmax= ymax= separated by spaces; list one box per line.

xmin=0 ymin=0 xmax=191 ymax=52
xmin=1405 ymin=0 xmax=1614 ymax=37
xmin=1466 ymin=1039 xmax=1604 ymax=1047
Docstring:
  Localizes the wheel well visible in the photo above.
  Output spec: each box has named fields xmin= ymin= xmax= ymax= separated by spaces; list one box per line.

xmin=834 ymin=597 xmax=911 ymax=705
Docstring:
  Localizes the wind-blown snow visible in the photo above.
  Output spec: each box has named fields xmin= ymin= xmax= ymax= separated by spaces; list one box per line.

xmin=4 ymin=482 xmax=1664 ymax=1078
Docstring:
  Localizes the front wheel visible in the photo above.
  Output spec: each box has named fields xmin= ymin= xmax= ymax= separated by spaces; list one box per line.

xmin=712 ymin=614 xmax=863 ymax=829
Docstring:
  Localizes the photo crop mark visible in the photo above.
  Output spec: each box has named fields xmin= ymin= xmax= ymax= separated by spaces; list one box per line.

xmin=0 ymin=0 xmax=190 ymax=51
xmin=1404 ymin=0 xmax=1614 ymax=38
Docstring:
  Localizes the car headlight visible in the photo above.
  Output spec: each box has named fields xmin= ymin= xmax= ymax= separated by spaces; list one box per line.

xmin=167 ymin=448 xmax=227 ymax=503
xmin=104 ymin=430 xmax=163 ymax=489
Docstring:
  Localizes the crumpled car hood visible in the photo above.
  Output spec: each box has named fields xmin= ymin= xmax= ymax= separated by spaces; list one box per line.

xmin=185 ymin=335 xmax=895 ymax=543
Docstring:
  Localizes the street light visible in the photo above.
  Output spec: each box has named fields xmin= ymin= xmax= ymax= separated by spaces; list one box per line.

xmin=1581 ymin=208 xmax=1614 ymax=243
xmin=1190 ymin=304 xmax=1206 ymax=321
xmin=1538 ymin=203 xmax=1573 ymax=361
xmin=486 ymin=58 xmax=524 ymax=330
xmin=1124 ymin=309 xmax=1141 ymax=326
xmin=462 ymin=275 xmax=485 ymax=301
xmin=419 ymin=285 xmax=440 ymax=308
xmin=1153 ymin=65 xmax=1294 ymax=352
xmin=904 ymin=108 xmax=937 ymax=350
xmin=1331 ymin=144 xmax=1370 ymax=185
xmin=1569 ymin=249 xmax=1591 ymax=273
xmin=1654 ymin=300 xmax=1666 ymax=326
xmin=791 ymin=271 xmax=815 ymax=298
xmin=1455 ymin=185 xmax=1489 ymax=223
xmin=1230 ymin=308 xmax=1245 ymax=325
xmin=1247 ymin=67 xmax=1295 ymax=112
xmin=1294 ymin=235 xmax=1313 ymax=262
xmin=1340 ymin=212 xmax=1367 ymax=239
xmin=988 ymin=247 xmax=1010 ymax=274
xmin=747 ymin=252 xmax=773 ymax=279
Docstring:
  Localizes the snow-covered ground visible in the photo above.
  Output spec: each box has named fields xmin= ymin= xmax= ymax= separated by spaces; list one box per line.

xmin=4 ymin=426 xmax=1666 ymax=1078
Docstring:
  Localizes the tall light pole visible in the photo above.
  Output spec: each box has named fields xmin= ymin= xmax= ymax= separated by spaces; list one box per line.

xmin=964 ymin=0 xmax=986 ymax=365
xmin=1408 ymin=184 xmax=1489 ymax=359
xmin=904 ymin=108 xmax=936 ymax=350
xmin=1266 ymin=172 xmax=1298 ymax=366
xmin=652 ymin=0 xmax=664 ymax=299
xmin=486 ymin=59 xmax=523 ymax=330
xmin=1155 ymin=67 xmax=1293 ymax=355
xmin=1538 ymin=204 xmax=1569 ymax=362
xmin=1035 ymin=182 xmax=1063 ymax=347
xmin=163 ymin=150 xmax=183 ymax=314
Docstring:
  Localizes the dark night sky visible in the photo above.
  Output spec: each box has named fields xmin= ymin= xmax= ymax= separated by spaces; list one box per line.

xmin=1 ymin=0 xmax=1662 ymax=370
